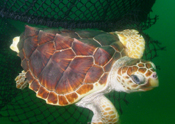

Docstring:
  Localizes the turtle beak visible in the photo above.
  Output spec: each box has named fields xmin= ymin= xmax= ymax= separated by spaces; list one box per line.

xmin=149 ymin=72 xmax=159 ymax=87
xmin=141 ymin=72 xmax=159 ymax=91
xmin=149 ymin=77 xmax=159 ymax=87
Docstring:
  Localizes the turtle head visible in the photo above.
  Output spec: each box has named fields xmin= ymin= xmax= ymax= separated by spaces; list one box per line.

xmin=111 ymin=57 xmax=159 ymax=93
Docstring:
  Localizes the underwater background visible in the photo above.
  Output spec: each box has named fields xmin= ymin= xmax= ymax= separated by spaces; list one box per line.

xmin=122 ymin=0 xmax=175 ymax=123
xmin=0 ymin=0 xmax=175 ymax=124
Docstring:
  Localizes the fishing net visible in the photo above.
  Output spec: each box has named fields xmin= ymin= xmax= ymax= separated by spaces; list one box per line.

xmin=0 ymin=0 xmax=158 ymax=30
xmin=0 ymin=0 xmax=165 ymax=123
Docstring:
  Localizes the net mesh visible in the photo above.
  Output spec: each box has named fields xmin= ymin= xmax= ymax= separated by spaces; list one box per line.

xmin=0 ymin=0 xmax=165 ymax=123
xmin=0 ymin=0 xmax=158 ymax=30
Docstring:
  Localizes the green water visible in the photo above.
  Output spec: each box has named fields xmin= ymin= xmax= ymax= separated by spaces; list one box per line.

xmin=0 ymin=0 xmax=175 ymax=124
xmin=121 ymin=0 xmax=175 ymax=123
xmin=120 ymin=0 xmax=175 ymax=123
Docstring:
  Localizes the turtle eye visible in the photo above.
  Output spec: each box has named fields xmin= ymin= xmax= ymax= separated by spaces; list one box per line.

xmin=130 ymin=75 xmax=145 ymax=85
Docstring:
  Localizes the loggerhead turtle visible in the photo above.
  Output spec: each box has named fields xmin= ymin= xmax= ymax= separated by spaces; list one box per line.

xmin=10 ymin=25 xmax=158 ymax=124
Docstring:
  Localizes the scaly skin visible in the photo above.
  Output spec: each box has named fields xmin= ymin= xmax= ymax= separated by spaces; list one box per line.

xmin=115 ymin=29 xmax=145 ymax=59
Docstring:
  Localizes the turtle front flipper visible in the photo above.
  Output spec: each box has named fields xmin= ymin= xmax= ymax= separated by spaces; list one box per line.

xmin=76 ymin=95 xmax=119 ymax=124
xmin=114 ymin=29 xmax=145 ymax=59
xmin=15 ymin=70 xmax=28 ymax=89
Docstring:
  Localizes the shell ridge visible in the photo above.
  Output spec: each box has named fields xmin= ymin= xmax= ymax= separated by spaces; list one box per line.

xmin=78 ymin=60 xmax=95 ymax=85
xmin=38 ymin=48 xmax=75 ymax=92
xmin=74 ymin=32 xmax=83 ymax=39
xmin=55 ymin=56 xmax=93 ymax=94
xmin=102 ymin=47 xmax=117 ymax=68
xmin=93 ymin=38 xmax=102 ymax=46
xmin=27 ymin=45 xmax=38 ymax=60
xmin=24 ymin=28 xmax=42 ymax=59
xmin=37 ymin=54 xmax=54 ymax=84
xmin=54 ymin=57 xmax=73 ymax=93
xmin=30 ymin=45 xmax=53 ymax=77
xmin=23 ymin=36 xmax=39 ymax=59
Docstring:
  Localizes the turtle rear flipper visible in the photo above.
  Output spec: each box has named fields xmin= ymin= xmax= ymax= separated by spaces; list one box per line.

xmin=15 ymin=70 xmax=28 ymax=89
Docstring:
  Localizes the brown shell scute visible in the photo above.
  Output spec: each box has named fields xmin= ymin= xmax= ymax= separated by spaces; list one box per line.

xmin=24 ymin=36 xmax=38 ymax=58
xmin=65 ymin=92 xmax=78 ymax=103
xmin=99 ymin=73 xmax=108 ymax=85
xmin=37 ymin=86 xmax=49 ymax=99
xmin=18 ymin=49 xmax=25 ymax=60
xmin=84 ymin=65 xmax=103 ymax=83
xmin=26 ymin=71 xmax=34 ymax=84
xmin=29 ymin=41 xmax=55 ymax=77
xmin=55 ymin=57 xmax=93 ymax=94
xmin=18 ymin=25 xmax=126 ymax=105
xmin=47 ymin=92 xmax=58 ymax=104
xmin=38 ymin=30 xmax=55 ymax=45
xmin=94 ymin=33 xmax=119 ymax=46
xmin=72 ymin=39 xmax=96 ymax=55
xmin=104 ymin=52 xmax=121 ymax=72
xmin=24 ymin=25 xmax=39 ymax=38
xmin=76 ymin=84 xmax=94 ymax=95
xmin=21 ymin=59 xmax=29 ymax=71
xmin=104 ymin=58 xmax=114 ymax=72
xmin=29 ymin=79 xmax=40 ymax=92
xmin=94 ymin=46 xmax=114 ymax=66
xmin=58 ymin=95 xmax=69 ymax=105
xmin=110 ymin=42 xmax=124 ymax=52
xmin=60 ymin=29 xmax=80 ymax=39
xmin=54 ymin=34 xmax=73 ymax=50
xmin=39 ymin=49 xmax=75 ymax=91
